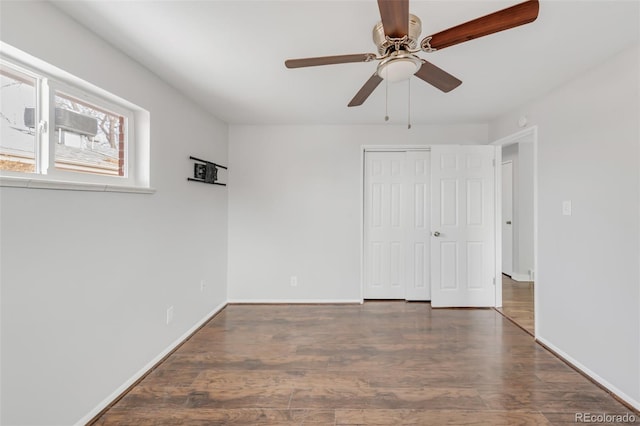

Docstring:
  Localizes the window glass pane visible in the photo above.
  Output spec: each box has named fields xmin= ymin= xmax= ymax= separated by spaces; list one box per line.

xmin=0 ymin=64 xmax=37 ymax=173
xmin=54 ymin=91 xmax=125 ymax=176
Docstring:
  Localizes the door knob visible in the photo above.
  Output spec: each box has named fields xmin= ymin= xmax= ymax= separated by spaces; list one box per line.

xmin=506 ymin=221 xmax=512 ymax=225
xmin=432 ymin=231 xmax=440 ymax=237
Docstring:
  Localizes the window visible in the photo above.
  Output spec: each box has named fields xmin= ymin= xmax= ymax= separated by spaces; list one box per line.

xmin=0 ymin=63 xmax=37 ymax=173
xmin=52 ymin=88 xmax=127 ymax=177
xmin=0 ymin=43 xmax=150 ymax=191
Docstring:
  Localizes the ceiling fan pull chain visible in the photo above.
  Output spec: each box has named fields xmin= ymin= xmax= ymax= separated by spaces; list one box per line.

xmin=407 ymin=78 xmax=412 ymax=130
xmin=384 ymin=77 xmax=389 ymax=122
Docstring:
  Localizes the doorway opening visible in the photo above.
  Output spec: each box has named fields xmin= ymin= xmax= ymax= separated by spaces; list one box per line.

xmin=492 ymin=127 xmax=537 ymax=336
xmin=498 ymin=274 xmax=534 ymax=335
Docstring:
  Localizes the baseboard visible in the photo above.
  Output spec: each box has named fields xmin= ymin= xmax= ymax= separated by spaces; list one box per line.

xmin=536 ymin=336 xmax=640 ymax=413
xmin=510 ymin=273 xmax=531 ymax=282
xmin=227 ymin=298 xmax=363 ymax=304
xmin=75 ymin=301 xmax=227 ymax=426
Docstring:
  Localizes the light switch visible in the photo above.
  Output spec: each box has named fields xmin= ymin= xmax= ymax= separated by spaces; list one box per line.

xmin=562 ymin=200 xmax=572 ymax=216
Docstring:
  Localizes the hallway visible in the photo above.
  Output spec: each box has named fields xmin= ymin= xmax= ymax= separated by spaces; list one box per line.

xmin=496 ymin=274 xmax=535 ymax=336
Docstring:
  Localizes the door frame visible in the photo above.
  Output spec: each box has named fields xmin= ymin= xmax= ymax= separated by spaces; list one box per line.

xmin=360 ymin=145 xmax=502 ymax=306
xmin=490 ymin=126 xmax=538 ymax=334
xmin=501 ymin=160 xmax=514 ymax=277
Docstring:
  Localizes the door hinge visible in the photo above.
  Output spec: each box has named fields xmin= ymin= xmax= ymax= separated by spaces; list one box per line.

xmin=492 ymin=277 xmax=496 ymax=285
xmin=492 ymin=159 xmax=496 ymax=167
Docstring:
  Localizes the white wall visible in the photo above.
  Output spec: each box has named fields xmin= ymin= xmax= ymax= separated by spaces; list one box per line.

xmin=0 ymin=2 xmax=228 ymax=425
xmin=490 ymin=45 xmax=640 ymax=409
xmin=501 ymin=142 xmax=535 ymax=280
xmin=227 ymin=124 xmax=488 ymax=301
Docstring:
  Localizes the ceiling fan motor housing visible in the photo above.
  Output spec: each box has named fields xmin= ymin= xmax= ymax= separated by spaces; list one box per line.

xmin=373 ymin=14 xmax=422 ymax=55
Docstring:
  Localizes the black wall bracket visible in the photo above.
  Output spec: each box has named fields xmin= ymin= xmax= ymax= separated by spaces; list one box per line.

xmin=188 ymin=156 xmax=227 ymax=186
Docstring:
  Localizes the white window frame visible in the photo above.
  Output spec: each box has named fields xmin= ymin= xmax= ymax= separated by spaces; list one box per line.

xmin=46 ymin=80 xmax=136 ymax=184
xmin=0 ymin=42 xmax=152 ymax=193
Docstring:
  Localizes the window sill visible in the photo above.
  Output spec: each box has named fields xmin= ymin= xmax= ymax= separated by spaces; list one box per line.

xmin=0 ymin=176 xmax=155 ymax=194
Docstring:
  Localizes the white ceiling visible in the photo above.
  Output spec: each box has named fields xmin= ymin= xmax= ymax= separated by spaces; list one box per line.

xmin=52 ymin=0 xmax=639 ymax=125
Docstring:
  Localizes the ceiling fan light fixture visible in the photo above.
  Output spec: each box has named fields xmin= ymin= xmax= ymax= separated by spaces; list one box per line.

xmin=377 ymin=53 xmax=421 ymax=83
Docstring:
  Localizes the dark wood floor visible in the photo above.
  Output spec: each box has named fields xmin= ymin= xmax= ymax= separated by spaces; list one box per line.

xmin=93 ymin=303 xmax=637 ymax=425
xmin=496 ymin=275 xmax=535 ymax=335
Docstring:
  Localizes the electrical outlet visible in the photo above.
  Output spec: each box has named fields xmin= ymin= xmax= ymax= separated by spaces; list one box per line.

xmin=562 ymin=200 xmax=572 ymax=216
xmin=166 ymin=306 xmax=174 ymax=325
xmin=290 ymin=276 xmax=298 ymax=287
xmin=200 ymin=280 xmax=205 ymax=292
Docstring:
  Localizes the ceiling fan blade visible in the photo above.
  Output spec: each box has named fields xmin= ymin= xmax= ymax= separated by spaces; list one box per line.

xmin=423 ymin=0 xmax=539 ymax=51
xmin=377 ymin=0 xmax=409 ymax=38
xmin=414 ymin=60 xmax=462 ymax=93
xmin=348 ymin=73 xmax=383 ymax=107
xmin=285 ymin=54 xmax=376 ymax=69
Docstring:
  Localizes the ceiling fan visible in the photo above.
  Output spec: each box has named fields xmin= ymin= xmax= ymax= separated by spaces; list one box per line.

xmin=285 ymin=0 xmax=539 ymax=107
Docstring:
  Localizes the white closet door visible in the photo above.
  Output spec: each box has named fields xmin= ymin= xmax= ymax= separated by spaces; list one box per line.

xmin=430 ymin=145 xmax=496 ymax=307
xmin=364 ymin=151 xmax=406 ymax=299
xmin=404 ymin=151 xmax=431 ymax=301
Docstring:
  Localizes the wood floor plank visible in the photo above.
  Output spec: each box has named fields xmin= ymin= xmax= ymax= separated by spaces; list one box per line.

xmin=96 ymin=408 xmax=335 ymax=425
xmin=290 ymin=387 xmax=486 ymax=410
xmin=193 ymin=369 xmax=371 ymax=391
xmin=479 ymin=388 xmax=632 ymax=412
xmin=91 ymin=302 xmax=636 ymax=425
xmin=336 ymin=409 xmax=551 ymax=425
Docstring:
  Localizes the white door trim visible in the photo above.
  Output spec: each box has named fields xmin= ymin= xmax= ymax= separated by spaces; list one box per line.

xmin=490 ymin=126 xmax=538 ymax=334
xmin=362 ymin=145 xmax=431 ymax=152
xmin=501 ymin=160 xmax=514 ymax=277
